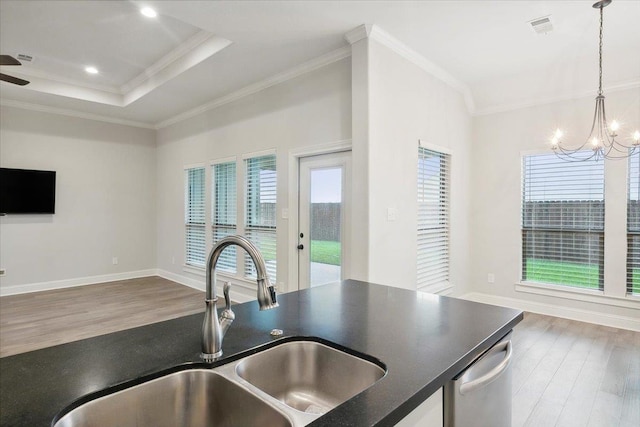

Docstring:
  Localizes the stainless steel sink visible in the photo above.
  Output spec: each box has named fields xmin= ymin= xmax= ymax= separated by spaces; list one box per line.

xmin=235 ymin=340 xmax=386 ymax=415
xmin=53 ymin=369 xmax=292 ymax=427
xmin=53 ymin=339 xmax=386 ymax=427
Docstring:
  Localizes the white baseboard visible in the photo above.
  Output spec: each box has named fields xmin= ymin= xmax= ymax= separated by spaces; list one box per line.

xmin=0 ymin=268 xmax=259 ymax=305
xmin=460 ymin=292 xmax=640 ymax=332
xmin=156 ymin=269 xmax=254 ymax=303
xmin=156 ymin=269 xmax=205 ymax=293
xmin=0 ymin=269 xmax=158 ymax=297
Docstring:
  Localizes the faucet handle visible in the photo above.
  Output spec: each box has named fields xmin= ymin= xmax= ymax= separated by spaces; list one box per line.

xmin=219 ymin=282 xmax=235 ymax=337
xmin=223 ymin=282 xmax=232 ymax=312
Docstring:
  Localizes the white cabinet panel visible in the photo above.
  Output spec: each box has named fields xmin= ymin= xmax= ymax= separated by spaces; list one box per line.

xmin=395 ymin=388 xmax=442 ymax=427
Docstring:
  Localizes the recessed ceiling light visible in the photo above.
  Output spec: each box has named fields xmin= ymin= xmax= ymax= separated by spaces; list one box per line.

xmin=140 ymin=7 xmax=157 ymax=18
xmin=85 ymin=66 xmax=99 ymax=75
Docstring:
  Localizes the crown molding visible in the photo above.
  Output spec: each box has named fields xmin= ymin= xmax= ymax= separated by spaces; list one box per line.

xmin=1 ymin=46 xmax=352 ymax=131
xmin=1 ymin=31 xmax=230 ymax=109
xmin=344 ymin=24 xmax=373 ymax=45
xmin=120 ymin=32 xmax=231 ymax=106
xmin=2 ymin=67 xmax=121 ymax=95
xmin=0 ymin=99 xmax=156 ymax=129
xmin=155 ymin=45 xmax=352 ymax=129
xmin=344 ymin=24 xmax=476 ymax=113
xmin=120 ymin=31 xmax=217 ymax=93
xmin=473 ymin=79 xmax=640 ymax=116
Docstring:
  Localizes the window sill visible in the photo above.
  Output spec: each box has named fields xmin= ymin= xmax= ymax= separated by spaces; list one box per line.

xmin=417 ymin=282 xmax=453 ymax=296
xmin=182 ymin=265 xmax=267 ymax=292
xmin=516 ymin=281 xmax=640 ymax=310
xmin=183 ymin=264 xmax=205 ymax=277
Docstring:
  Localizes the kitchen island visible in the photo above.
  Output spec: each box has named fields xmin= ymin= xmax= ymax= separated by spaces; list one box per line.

xmin=0 ymin=280 xmax=522 ymax=426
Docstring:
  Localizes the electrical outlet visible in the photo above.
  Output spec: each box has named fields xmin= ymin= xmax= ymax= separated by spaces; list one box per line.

xmin=282 ymin=208 xmax=289 ymax=219
xmin=172 ymin=256 xmax=175 ymax=265
xmin=487 ymin=273 xmax=495 ymax=284
xmin=112 ymin=257 xmax=118 ymax=265
xmin=387 ymin=207 xmax=398 ymax=221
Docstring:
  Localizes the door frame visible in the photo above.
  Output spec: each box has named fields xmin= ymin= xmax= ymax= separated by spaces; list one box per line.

xmin=298 ymin=151 xmax=352 ymax=290
xmin=287 ymin=140 xmax=352 ymax=293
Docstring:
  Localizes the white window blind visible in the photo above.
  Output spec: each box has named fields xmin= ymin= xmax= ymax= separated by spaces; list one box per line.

xmin=212 ymin=161 xmax=237 ymax=274
xmin=245 ymin=154 xmax=277 ymax=280
xmin=627 ymin=151 xmax=640 ymax=295
xmin=185 ymin=167 xmax=206 ymax=267
xmin=522 ymin=152 xmax=604 ymax=290
xmin=417 ymin=146 xmax=450 ymax=289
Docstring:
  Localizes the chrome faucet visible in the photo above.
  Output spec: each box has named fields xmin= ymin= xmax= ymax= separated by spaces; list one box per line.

xmin=201 ymin=235 xmax=278 ymax=361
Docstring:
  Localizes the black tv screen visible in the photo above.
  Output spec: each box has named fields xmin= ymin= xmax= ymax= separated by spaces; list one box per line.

xmin=0 ymin=168 xmax=56 ymax=214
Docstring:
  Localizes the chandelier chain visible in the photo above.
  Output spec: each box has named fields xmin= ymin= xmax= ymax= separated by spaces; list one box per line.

xmin=598 ymin=5 xmax=604 ymax=95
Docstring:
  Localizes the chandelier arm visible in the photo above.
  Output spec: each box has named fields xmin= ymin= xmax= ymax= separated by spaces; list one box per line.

xmin=556 ymin=142 xmax=590 ymax=156
xmin=583 ymin=96 xmax=601 ymax=145
xmin=554 ymin=145 xmax=598 ymax=162
xmin=549 ymin=1 xmax=638 ymax=162
xmin=554 ymin=152 xmax=597 ymax=162
xmin=601 ymin=99 xmax=638 ymax=153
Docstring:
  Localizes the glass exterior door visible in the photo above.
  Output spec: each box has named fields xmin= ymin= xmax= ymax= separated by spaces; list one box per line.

xmin=298 ymin=151 xmax=351 ymax=289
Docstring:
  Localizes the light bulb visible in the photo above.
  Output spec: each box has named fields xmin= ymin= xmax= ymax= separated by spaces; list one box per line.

xmin=550 ymin=137 xmax=559 ymax=149
xmin=554 ymin=129 xmax=563 ymax=140
xmin=85 ymin=66 xmax=98 ymax=74
xmin=610 ymin=120 xmax=620 ymax=132
xmin=634 ymin=130 xmax=640 ymax=144
xmin=140 ymin=7 xmax=157 ymax=18
xmin=591 ymin=137 xmax=600 ymax=147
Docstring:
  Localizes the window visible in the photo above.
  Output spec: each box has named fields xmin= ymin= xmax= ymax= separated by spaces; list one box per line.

xmin=522 ymin=152 xmax=604 ymax=290
xmin=212 ymin=161 xmax=237 ymax=273
xmin=185 ymin=166 xmax=206 ymax=267
xmin=417 ymin=145 xmax=450 ymax=290
xmin=627 ymin=151 xmax=640 ymax=295
xmin=245 ymin=154 xmax=277 ymax=279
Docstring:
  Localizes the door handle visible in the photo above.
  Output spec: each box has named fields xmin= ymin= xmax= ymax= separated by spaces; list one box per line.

xmin=297 ymin=244 xmax=304 ymax=250
xmin=459 ymin=339 xmax=512 ymax=395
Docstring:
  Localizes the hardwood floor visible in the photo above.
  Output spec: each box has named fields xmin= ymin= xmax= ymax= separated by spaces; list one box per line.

xmin=0 ymin=276 xmax=203 ymax=357
xmin=512 ymin=312 xmax=640 ymax=427
xmin=1 ymin=279 xmax=638 ymax=427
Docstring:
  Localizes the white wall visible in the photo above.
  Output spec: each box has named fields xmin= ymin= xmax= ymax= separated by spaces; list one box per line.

xmin=351 ymin=37 xmax=473 ymax=295
xmin=3 ymin=36 xmax=634 ymax=329
xmin=155 ymin=58 xmax=352 ymax=295
xmin=0 ymin=106 xmax=157 ymax=294
xmin=469 ymin=88 xmax=640 ymax=326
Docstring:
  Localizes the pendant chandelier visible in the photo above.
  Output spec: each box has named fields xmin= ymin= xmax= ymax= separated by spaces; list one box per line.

xmin=551 ymin=0 xmax=640 ymax=161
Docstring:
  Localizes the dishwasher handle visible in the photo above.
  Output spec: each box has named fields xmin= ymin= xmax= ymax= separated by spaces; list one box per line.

xmin=459 ymin=339 xmax=512 ymax=395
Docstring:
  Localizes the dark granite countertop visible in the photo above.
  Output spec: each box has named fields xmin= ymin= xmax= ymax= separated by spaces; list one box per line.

xmin=0 ymin=280 xmax=522 ymax=427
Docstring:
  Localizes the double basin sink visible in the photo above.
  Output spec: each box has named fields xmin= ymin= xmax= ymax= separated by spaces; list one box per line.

xmin=53 ymin=339 xmax=386 ymax=427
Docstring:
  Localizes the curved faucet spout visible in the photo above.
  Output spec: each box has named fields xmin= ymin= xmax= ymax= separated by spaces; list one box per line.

xmin=201 ymin=235 xmax=279 ymax=361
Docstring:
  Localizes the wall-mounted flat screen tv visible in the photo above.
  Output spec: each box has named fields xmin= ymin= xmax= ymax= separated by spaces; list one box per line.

xmin=0 ymin=168 xmax=56 ymax=214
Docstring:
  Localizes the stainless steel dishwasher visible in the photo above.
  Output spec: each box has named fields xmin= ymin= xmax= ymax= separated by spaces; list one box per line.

xmin=444 ymin=332 xmax=513 ymax=427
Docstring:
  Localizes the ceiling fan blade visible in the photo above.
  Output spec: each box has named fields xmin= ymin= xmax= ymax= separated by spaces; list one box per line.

xmin=0 ymin=73 xmax=30 ymax=86
xmin=0 ymin=55 xmax=21 ymax=66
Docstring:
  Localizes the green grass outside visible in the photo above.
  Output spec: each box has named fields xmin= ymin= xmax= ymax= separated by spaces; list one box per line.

xmin=310 ymin=240 xmax=341 ymax=266
xmin=632 ymin=269 xmax=640 ymax=294
xmin=260 ymin=245 xmax=276 ymax=262
xmin=525 ymin=259 xmax=600 ymax=290
xmin=249 ymin=240 xmax=340 ymax=264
